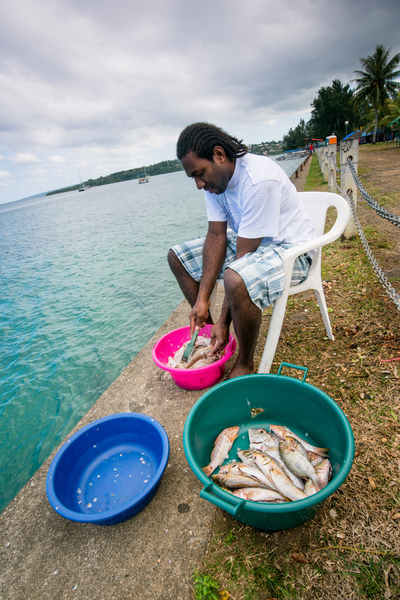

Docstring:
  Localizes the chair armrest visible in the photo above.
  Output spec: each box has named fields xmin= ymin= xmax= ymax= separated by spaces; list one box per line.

xmin=280 ymin=203 xmax=350 ymax=278
xmin=282 ymin=232 xmax=329 ymax=263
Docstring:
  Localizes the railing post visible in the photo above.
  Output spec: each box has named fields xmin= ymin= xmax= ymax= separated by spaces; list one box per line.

xmin=340 ymin=138 xmax=358 ymax=238
xmin=323 ymin=146 xmax=329 ymax=182
xmin=328 ymin=144 xmax=337 ymax=192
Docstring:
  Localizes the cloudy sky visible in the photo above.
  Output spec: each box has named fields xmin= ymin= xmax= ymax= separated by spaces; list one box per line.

xmin=1 ymin=0 xmax=399 ymax=204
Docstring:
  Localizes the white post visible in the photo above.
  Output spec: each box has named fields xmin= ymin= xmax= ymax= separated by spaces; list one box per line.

xmin=340 ymin=138 xmax=358 ymax=238
xmin=323 ymin=146 xmax=329 ymax=183
xmin=328 ymin=144 xmax=337 ymax=192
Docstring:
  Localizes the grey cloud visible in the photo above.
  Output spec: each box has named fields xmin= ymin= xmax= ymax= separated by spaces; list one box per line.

xmin=1 ymin=0 xmax=400 ymax=203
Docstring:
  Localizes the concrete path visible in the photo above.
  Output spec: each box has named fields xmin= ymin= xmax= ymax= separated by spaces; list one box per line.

xmin=0 ymin=293 xmax=233 ymax=600
xmin=0 ymin=157 xmax=311 ymax=600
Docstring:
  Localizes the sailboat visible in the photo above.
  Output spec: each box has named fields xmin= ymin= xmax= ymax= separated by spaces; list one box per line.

xmin=138 ymin=168 xmax=149 ymax=184
xmin=78 ymin=168 xmax=89 ymax=191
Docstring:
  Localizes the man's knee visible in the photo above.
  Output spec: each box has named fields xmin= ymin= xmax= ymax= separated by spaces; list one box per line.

xmin=168 ymin=248 xmax=182 ymax=273
xmin=224 ymin=267 xmax=246 ymax=295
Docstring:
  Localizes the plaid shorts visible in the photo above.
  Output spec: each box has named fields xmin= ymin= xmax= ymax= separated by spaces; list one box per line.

xmin=170 ymin=233 xmax=312 ymax=311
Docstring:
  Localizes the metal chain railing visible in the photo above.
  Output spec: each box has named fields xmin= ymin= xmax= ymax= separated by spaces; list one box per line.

xmin=347 ymin=189 xmax=400 ymax=311
xmin=317 ymin=147 xmax=400 ymax=311
xmin=348 ymin=159 xmax=400 ymax=227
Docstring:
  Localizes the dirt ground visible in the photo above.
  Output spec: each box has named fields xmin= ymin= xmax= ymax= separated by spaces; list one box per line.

xmin=355 ymin=145 xmax=400 ymax=283
xmin=196 ymin=144 xmax=400 ymax=600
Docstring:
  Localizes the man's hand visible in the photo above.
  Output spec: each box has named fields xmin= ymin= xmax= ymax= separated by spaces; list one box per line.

xmin=209 ymin=320 xmax=230 ymax=355
xmin=188 ymin=221 xmax=228 ymax=335
xmin=189 ymin=298 xmax=209 ymax=333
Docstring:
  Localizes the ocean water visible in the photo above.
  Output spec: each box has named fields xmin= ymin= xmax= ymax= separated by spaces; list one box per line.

xmin=0 ymin=171 xmax=210 ymax=513
xmin=0 ymin=156 xmax=302 ymax=513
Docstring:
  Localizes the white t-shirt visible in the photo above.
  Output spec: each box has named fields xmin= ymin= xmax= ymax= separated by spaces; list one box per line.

xmin=205 ymin=154 xmax=317 ymax=247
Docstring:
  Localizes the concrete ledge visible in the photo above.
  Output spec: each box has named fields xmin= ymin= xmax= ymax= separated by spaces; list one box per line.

xmin=0 ymin=289 xmax=233 ymax=600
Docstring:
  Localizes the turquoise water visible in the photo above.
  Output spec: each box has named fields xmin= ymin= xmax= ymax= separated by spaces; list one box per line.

xmin=0 ymin=157 xmax=302 ymax=513
xmin=0 ymin=171 xmax=208 ymax=512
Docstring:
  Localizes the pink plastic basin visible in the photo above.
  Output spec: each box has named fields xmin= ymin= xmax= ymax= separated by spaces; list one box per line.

xmin=152 ymin=324 xmax=236 ymax=390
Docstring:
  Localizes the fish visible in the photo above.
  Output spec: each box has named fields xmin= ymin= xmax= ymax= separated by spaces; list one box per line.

xmin=167 ymin=342 xmax=186 ymax=367
xmin=186 ymin=347 xmax=213 ymax=368
xmin=308 ymin=451 xmax=325 ymax=467
xmin=215 ymin=463 xmax=233 ymax=476
xmin=167 ymin=335 xmax=223 ymax=370
xmin=212 ymin=471 xmax=263 ymax=489
xmin=253 ymin=452 xmax=307 ymax=502
xmin=248 ymin=427 xmax=281 ymax=448
xmin=285 ymin=435 xmax=309 ymax=459
xmin=235 ymin=463 xmax=276 ymax=489
xmin=232 ymin=488 xmax=287 ymax=503
xmin=248 ymin=429 xmax=304 ymax=490
xmin=279 ymin=440 xmax=325 ymax=491
xmin=212 ymin=463 xmax=268 ymax=488
xmin=303 ymin=479 xmax=317 ymax=497
xmin=202 ymin=426 xmax=239 ymax=477
xmin=188 ymin=356 xmax=219 ymax=369
xmin=314 ymin=458 xmax=332 ymax=486
xmin=237 ymin=449 xmax=257 ymax=465
xmin=212 ymin=462 xmax=275 ymax=490
xmin=270 ymin=424 xmax=329 ymax=457
xmin=206 ymin=422 xmax=331 ymax=503
xmin=212 ymin=471 xmax=272 ymax=490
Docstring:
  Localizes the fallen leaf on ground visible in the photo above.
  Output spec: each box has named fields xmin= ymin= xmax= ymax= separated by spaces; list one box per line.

xmin=291 ymin=551 xmax=308 ymax=563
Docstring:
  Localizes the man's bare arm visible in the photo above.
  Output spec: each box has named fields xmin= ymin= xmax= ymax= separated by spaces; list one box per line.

xmin=189 ymin=221 xmax=227 ymax=331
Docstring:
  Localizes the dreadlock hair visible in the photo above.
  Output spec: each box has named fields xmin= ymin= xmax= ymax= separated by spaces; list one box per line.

xmin=176 ymin=122 xmax=249 ymax=162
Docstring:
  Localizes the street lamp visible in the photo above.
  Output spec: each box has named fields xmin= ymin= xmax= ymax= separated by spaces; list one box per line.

xmin=345 ymin=121 xmax=349 ymax=137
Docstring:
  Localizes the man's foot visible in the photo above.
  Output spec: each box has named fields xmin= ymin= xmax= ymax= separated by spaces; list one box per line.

xmin=227 ymin=361 xmax=254 ymax=379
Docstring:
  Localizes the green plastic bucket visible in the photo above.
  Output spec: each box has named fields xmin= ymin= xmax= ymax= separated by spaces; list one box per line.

xmin=183 ymin=363 xmax=354 ymax=530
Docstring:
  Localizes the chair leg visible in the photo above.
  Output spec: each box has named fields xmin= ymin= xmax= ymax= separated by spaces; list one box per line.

xmin=258 ymin=294 xmax=289 ymax=374
xmin=313 ymin=285 xmax=334 ymax=340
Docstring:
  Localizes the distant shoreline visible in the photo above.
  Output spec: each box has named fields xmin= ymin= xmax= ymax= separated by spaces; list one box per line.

xmin=47 ymin=143 xmax=284 ymax=197
xmin=46 ymin=159 xmax=183 ymax=196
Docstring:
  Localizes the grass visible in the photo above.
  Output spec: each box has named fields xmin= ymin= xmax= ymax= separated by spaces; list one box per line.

xmin=341 ymin=554 xmax=400 ymax=599
xmin=357 ymin=141 xmax=399 ymax=153
xmin=303 ymin=155 xmax=328 ymax=192
xmin=198 ymin=524 xmax=305 ymax=599
xmin=190 ymin=150 xmax=400 ymax=600
xmin=193 ymin=570 xmax=223 ymax=600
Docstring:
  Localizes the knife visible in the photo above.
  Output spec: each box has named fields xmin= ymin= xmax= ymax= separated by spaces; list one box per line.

xmin=181 ymin=329 xmax=199 ymax=363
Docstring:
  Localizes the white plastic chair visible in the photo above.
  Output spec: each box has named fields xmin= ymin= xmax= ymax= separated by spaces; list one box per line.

xmin=209 ymin=191 xmax=350 ymax=373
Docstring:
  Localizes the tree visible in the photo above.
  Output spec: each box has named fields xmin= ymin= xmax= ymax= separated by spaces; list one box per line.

xmin=352 ymin=44 xmax=400 ymax=143
xmin=360 ymin=104 xmax=387 ymax=140
xmin=308 ymin=79 xmax=358 ymax=141
xmin=282 ymin=119 xmax=309 ymax=151
xmin=382 ymin=92 xmax=400 ymax=125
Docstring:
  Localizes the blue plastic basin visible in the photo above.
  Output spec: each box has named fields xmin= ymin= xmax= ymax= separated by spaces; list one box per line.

xmin=46 ymin=413 xmax=169 ymax=525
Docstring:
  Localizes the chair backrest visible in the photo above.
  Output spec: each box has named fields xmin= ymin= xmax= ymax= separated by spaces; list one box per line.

xmin=298 ymin=191 xmax=351 ymax=241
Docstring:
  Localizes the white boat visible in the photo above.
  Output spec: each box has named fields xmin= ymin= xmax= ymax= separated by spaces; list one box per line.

xmin=78 ymin=168 xmax=89 ymax=191
xmin=138 ymin=170 xmax=149 ymax=184
xmin=284 ymin=149 xmax=309 ymax=160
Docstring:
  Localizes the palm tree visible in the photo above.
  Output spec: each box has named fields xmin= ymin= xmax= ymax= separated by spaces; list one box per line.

xmin=382 ymin=92 xmax=400 ymax=145
xmin=352 ymin=44 xmax=400 ymax=143
xmin=382 ymin=91 xmax=400 ymax=124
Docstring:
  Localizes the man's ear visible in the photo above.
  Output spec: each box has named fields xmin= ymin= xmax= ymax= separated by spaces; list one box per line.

xmin=213 ymin=146 xmax=227 ymax=163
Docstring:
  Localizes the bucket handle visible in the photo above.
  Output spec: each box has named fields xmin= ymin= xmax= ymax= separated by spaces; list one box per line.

xmin=277 ymin=362 xmax=308 ymax=382
xmin=200 ymin=482 xmax=245 ymax=518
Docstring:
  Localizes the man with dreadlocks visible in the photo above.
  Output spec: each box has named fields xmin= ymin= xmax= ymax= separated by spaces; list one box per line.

xmin=168 ymin=122 xmax=317 ymax=378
